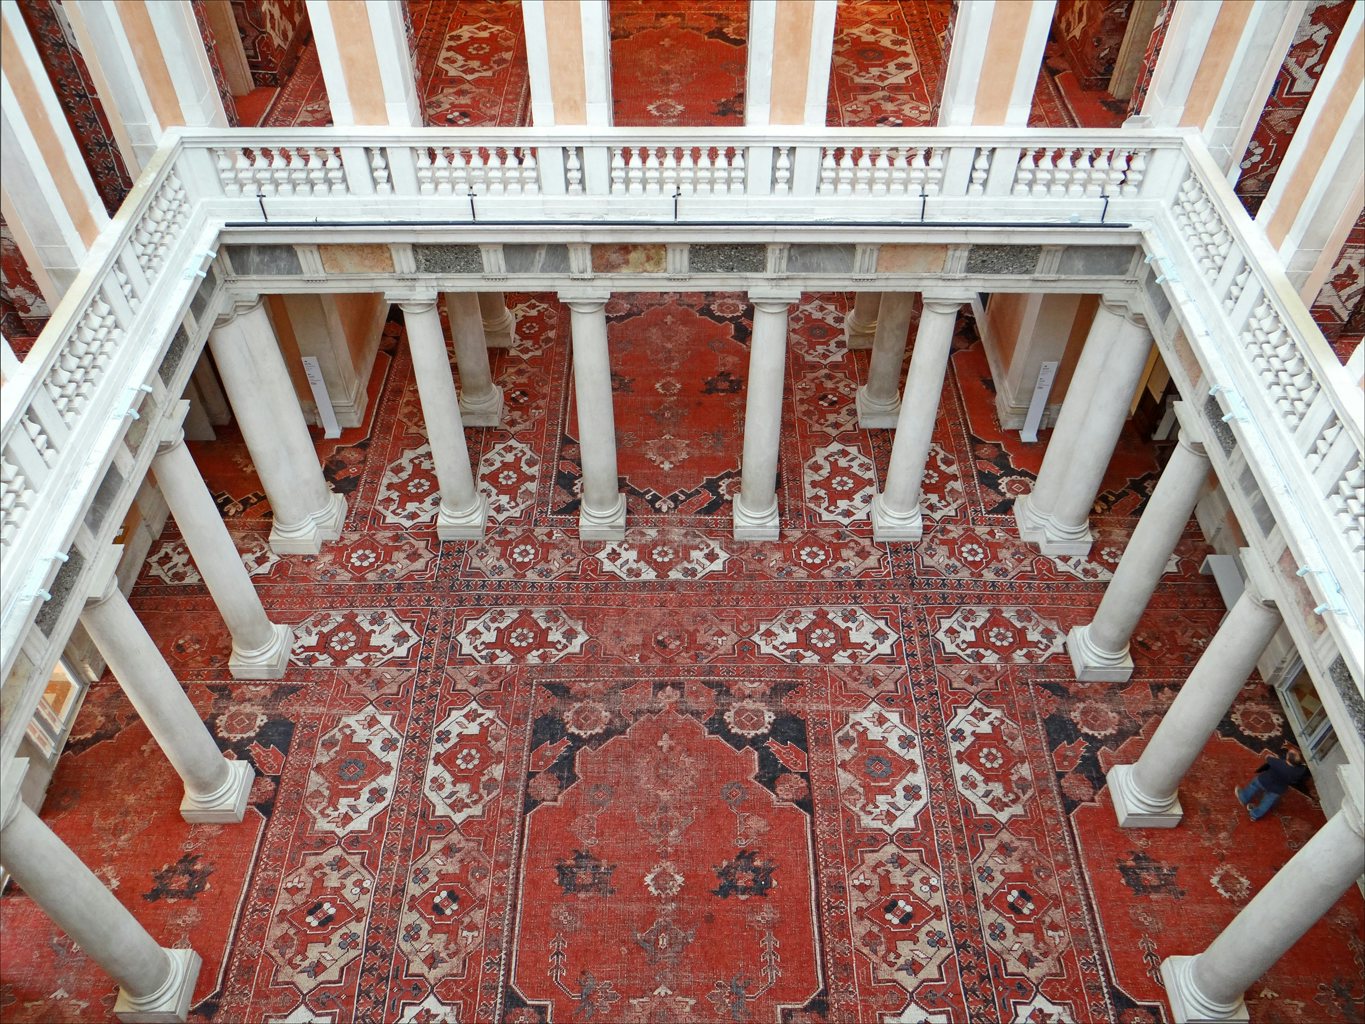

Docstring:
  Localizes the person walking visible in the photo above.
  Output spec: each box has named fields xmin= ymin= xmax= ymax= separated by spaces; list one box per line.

xmin=1235 ymin=747 xmax=1308 ymax=820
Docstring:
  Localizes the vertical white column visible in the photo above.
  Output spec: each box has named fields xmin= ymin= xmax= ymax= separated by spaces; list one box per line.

xmin=1161 ymin=770 xmax=1365 ymax=1023
xmin=1107 ymin=565 xmax=1282 ymax=828
xmin=1067 ymin=405 xmax=1211 ymax=681
xmin=1128 ymin=0 xmax=1304 ymax=178
xmin=733 ymin=294 xmax=798 ymax=541
xmin=80 ymin=552 xmax=256 ymax=823
xmin=855 ymin=292 xmax=915 ymax=428
xmin=0 ymin=762 xmax=202 ymax=1024
xmin=478 ymin=292 xmax=518 ymax=348
xmin=0 ymin=3 xmax=109 ymax=301
xmin=746 ymin=0 xmax=837 ymax=126
xmin=1258 ymin=3 xmax=1364 ymax=292
xmin=306 ymin=0 xmax=421 ymax=126
xmin=522 ymin=0 xmax=613 ymax=127
xmin=397 ymin=296 xmax=488 ymax=540
xmin=152 ymin=407 xmax=293 ymax=679
xmin=869 ymin=297 xmax=963 ymax=542
xmin=207 ymin=299 xmax=347 ymax=554
xmin=939 ymin=0 xmax=1056 ymax=126
xmin=844 ymin=292 xmax=881 ymax=350
xmin=443 ymin=292 xmax=504 ymax=426
xmin=562 ymin=294 xmax=625 ymax=540
xmin=64 ymin=0 xmax=228 ymax=174
xmin=1014 ymin=298 xmax=1152 ymax=556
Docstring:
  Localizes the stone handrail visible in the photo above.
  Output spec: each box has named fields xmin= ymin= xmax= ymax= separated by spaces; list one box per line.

xmin=2 ymin=125 xmax=1360 ymax=727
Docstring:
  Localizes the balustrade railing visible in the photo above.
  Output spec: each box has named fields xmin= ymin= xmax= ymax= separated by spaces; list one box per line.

xmin=2 ymin=126 xmax=1361 ymax=726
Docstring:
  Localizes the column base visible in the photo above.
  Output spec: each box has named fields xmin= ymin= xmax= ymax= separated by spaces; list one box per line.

xmin=870 ymin=492 xmax=924 ymax=542
xmin=1108 ymin=763 xmax=1183 ymax=828
xmin=113 ymin=948 xmax=201 ymax=1024
xmin=483 ymin=312 xmax=516 ymax=348
xmin=459 ymin=385 xmax=505 ymax=427
xmin=845 ymin=323 xmax=875 ymax=350
xmin=733 ymin=494 xmax=780 ymax=541
xmin=1066 ymin=624 xmax=1135 ymax=682
xmin=268 ymin=492 xmax=346 ymax=555
xmin=579 ymin=493 xmax=626 ymax=541
xmin=1012 ymin=494 xmax=1094 ymax=556
xmin=437 ymin=493 xmax=490 ymax=541
xmin=228 ymin=622 xmax=294 ymax=680
xmin=855 ymin=385 xmax=901 ymax=429
xmin=1161 ymin=956 xmax=1250 ymax=1023
xmin=180 ymin=758 xmax=255 ymax=824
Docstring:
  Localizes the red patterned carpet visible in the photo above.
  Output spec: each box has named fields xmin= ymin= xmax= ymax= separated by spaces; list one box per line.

xmin=826 ymin=0 xmax=952 ymax=127
xmin=610 ymin=1 xmax=748 ymax=126
xmin=2 ymin=293 xmax=1361 ymax=1024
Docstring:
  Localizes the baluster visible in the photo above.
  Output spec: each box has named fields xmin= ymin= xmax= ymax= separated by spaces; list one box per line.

xmin=644 ymin=147 xmax=662 ymax=195
xmin=819 ymin=149 xmax=836 ymax=193
xmin=623 ymin=147 xmax=642 ymax=194
xmin=216 ymin=149 xmax=239 ymax=195
xmin=1085 ymin=149 xmax=1108 ymax=198
xmin=251 ymin=149 xmax=273 ymax=196
xmin=270 ymin=149 xmax=292 ymax=195
xmin=489 ymin=147 xmax=509 ymax=195
xmin=836 ymin=148 xmax=855 ymax=194
xmin=1069 ymin=149 xmax=1091 ymax=197
xmin=679 ymin=147 xmax=696 ymax=194
xmin=1031 ymin=149 xmax=1054 ymax=196
xmin=1013 ymin=149 xmax=1036 ymax=196
xmin=661 ymin=148 xmax=679 ymax=194
xmin=730 ymin=149 xmax=745 ymax=194
xmin=417 ymin=147 xmax=436 ymax=195
xmin=696 ymin=148 xmax=715 ymax=195
xmin=323 ymin=149 xmax=345 ymax=195
xmin=1121 ymin=149 xmax=1146 ymax=197
xmin=447 ymin=148 xmax=468 ymax=193
xmin=854 ymin=148 xmax=874 ymax=194
xmin=773 ymin=147 xmax=791 ymax=195
xmin=610 ymin=147 xmax=627 ymax=193
xmin=888 ymin=149 xmax=908 ymax=194
xmin=926 ymin=148 xmax=944 ymax=195
xmin=469 ymin=147 xmax=487 ymax=194
xmin=968 ymin=148 xmax=990 ymax=196
xmin=1052 ymin=148 xmax=1074 ymax=197
xmin=523 ymin=148 xmax=541 ymax=194
xmin=370 ymin=148 xmax=392 ymax=194
xmin=566 ymin=147 xmax=584 ymax=194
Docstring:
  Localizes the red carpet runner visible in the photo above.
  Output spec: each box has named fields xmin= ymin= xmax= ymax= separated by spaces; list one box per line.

xmin=1 ymin=295 xmax=1361 ymax=1023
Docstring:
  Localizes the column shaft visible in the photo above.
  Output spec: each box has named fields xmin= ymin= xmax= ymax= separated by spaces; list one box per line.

xmin=2 ymin=799 xmax=201 ymax=1022
xmin=444 ymin=292 xmax=504 ymax=426
xmin=478 ymin=291 xmax=517 ymax=348
xmin=566 ymin=298 xmax=625 ymax=539
xmin=81 ymin=582 xmax=254 ymax=822
xmin=733 ymin=299 xmax=792 ymax=540
xmin=1108 ymin=586 xmax=1281 ymax=827
xmin=208 ymin=300 xmax=345 ymax=554
xmin=152 ymin=428 xmax=292 ymax=679
xmin=1068 ymin=423 xmax=1211 ymax=680
xmin=1162 ymin=797 xmax=1365 ymax=1022
xmin=401 ymin=300 xmax=488 ymax=540
xmin=1015 ymin=299 xmax=1151 ymax=555
xmin=856 ymin=292 xmax=915 ymax=427
xmin=870 ymin=298 xmax=961 ymax=541
xmin=844 ymin=291 xmax=881 ymax=350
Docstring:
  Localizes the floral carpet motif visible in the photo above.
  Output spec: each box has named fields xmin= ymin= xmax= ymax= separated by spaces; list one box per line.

xmin=826 ymin=0 xmax=953 ymax=126
xmin=2 ymin=292 xmax=1361 ymax=1024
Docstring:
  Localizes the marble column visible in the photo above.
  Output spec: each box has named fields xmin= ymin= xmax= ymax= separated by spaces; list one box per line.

xmin=844 ymin=292 xmax=881 ymax=350
xmin=1108 ymin=568 xmax=1281 ymax=828
xmin=1 ymin=762 xmax=202 ymax=1023
xmin=563 ymin=295 xmax=626 ymax=539
xmin=1068 ymin=404 xmax=1211 ymax=681
xmin=207 ymin=299 xmax=346 ymax=555
xmin=1162 ymin=769 xmax=1365 ymax=1023
xmin=734 ymin=296 xmax=797 ymax=540
xmin=856 ymin=292 xmax=915 ymax=428
xmin=152 ymin=408 xmax=292 ymax=679
xmin=443 ymin=293 xmax=504 ymax=426
xmin=1014 ymin=298 xmax=1152 ymax=556
xmin=478 ymin=291 xmax=518 ymax=348
xmin=399 ymin=297 xmax=489 ymax=540
xmin=81 ymin=554 xmax=255 ymax=822
xmin=870 ymin=297 xmax=963 ymax=541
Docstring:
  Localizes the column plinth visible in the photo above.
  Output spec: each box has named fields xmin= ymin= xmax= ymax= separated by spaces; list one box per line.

xmin=1107 ymin=573 xmax=1281 ymax=829
xmin=844 ymin=292 xmax=881 ymax=350
xmin=733 ymin=297 xmax=795 ymax=541
xmin=478 ymin=291 xmax=517 ymax=348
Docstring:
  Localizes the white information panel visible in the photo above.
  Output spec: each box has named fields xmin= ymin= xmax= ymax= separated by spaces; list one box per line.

xmin=1021 ymin=360 xmax=1059 ymax=444
xmin=300 ymin=356 xmax=341 ymax=439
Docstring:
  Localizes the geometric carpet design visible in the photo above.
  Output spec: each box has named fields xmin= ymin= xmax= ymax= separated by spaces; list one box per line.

xmin=2 ymin=293 xmax=1361 ymax=1023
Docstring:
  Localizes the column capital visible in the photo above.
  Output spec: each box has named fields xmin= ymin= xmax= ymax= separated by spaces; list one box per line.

xmin=156 ymin=401 xmax=191 ymax=455
xmin=83 ymin=545 xmax=126 ymax=609
xmin=559 ymin=291 xmax=611 ymax=314
xmin=746 ymin=289 xmax=802 ymax=313
xmin=389 ymin=292 xmax=440 ymax=315
xmin=1171 ymin=401 xmax=1210 ymax=458
xmin=1099 ymin=294 xmax=1145 ymax=326
xmin=920 ymin=294 xmax=973 ymax=314
xmin=1239 ymin=549 xmax=1282 ymax=612
xmin=214 ymin=295 xmax=264 ymax=329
